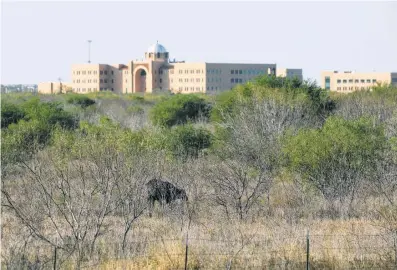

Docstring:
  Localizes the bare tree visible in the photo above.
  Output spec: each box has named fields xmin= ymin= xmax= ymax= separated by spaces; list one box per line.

xmin=208 ymin=97 xmax=313 ymax=219
xmin=2 ymin=144 xmax=123 ymax=268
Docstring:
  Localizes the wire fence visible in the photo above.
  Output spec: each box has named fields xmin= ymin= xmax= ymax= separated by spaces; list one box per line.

xmin=77 ymin=231 xmax=397 ymax=269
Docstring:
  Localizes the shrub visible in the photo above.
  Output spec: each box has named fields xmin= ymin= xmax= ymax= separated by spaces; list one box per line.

xmin=1 ymin=102 xmax=26 ymax=128
xmin=150 ymin=94 xmax=211 ymax=127
xmin=211 ymin=75 xmax=335 ymax=123
xmin=66 ymin=95 xmax=96 ymax=108
xmin=167 ymin=124 xmax=212 ymax=159
xmin=283 ymin=116 xmax=386 ymax=203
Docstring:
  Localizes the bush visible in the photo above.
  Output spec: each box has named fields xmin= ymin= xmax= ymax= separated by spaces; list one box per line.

xmin=211 ymin=75 xmax=335 ymax=123
xmin=150 ymin=94 xmax=211 ymax=127
xmin=1 ymin=98 xmax=78 ymax=167
xmin=66 ymin=95 xmax=96 ymax=108
xmin=167 ymin=124 xmax=212 ymax=159
xmin=283 ymin=116 xmax=386 ymax=203
xmin=1 ymin=102 xmax=26 ymax=128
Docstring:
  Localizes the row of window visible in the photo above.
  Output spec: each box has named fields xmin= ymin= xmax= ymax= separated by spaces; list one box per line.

xmin=231 ymin=69 xmax=267 ymax=75
xmin=74 ymin=79 xmax=114 ymax=84
xmin=208 ymin=69 xmax=221 ymax=74
xmin=231 ymin=78 xmax=243 ymax=83
xmin=178 ymin=87 xmax=204 ymax=91
xmin=74 ymin=70 xmax=114 ymax=75
xmin=74 ymin=88 xmax=98 ymax=92
xmin=177 ymin=69 xmax=204 ymax=75
xmin=337 ymin=79 xmax=377 ymax=84
xmin=175 ymin=86 xmax=220 ymax=92
xmin=336 ymin=86 xmax=371 ymax=91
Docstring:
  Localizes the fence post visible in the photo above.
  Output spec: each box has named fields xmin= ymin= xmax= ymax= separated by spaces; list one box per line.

xmin=306 ymin=229 xmax=310 ymax=270
xmin=184 ymin=232 xmax=189 ymax=270
xmin=394 ymin=230 xmax=397 ymax=268
xmin=53 ymin=246 xmax=57 ymax=270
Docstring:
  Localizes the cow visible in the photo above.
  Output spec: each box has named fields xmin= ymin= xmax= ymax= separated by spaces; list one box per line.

xmin=146 ymin=178 xmax=188 ymax=217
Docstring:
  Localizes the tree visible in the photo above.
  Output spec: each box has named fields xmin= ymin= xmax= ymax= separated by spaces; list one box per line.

xmin=284 ymin=116 xmax=386 ymax=217
xmin=150 ymin=94 xmax=211 ymax=127
xmin=1 ymin=102 xmax=26 ymax=128
xmin=208 ymin=94 xmax=313 ymax=220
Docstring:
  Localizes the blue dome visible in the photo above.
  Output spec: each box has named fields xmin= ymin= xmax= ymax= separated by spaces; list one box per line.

xmin=147 ymin=42 xmax=167 ymax=53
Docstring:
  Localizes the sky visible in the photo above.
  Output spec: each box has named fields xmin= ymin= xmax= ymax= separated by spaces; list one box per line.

xmin=1 ymin=1 xmax=397 ymax=84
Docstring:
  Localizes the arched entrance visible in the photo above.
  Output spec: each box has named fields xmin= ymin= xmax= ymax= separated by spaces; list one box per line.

xmin=134 ymin=68 xmax=147 ymax=93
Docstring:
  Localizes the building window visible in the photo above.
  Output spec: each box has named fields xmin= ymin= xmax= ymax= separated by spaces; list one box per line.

xmin=337 ymin=79 xmax=341 ymax=84
xmin=239 ymin=79 xmax=242 ymax=83
xmin=100 ymin=79 xmax=103 ymax=83
xmin=355 ymin=79 xmax=359 ymax=83
xmin=111 ymin=79 xmax=114 ymax=83
xmin=343 ymin=80 xmax=347 ymax=83
xmin=231 ymin=70 xmax=234 ymax=74
xmin=104 ymin=71 xmax=107 ymax=75
xmin=160 ymin=78 xmax=162 ymax=83
xmin=349 ymin=79 xmax=353 ymax=83
xmin=372 ymin=79 xmax=376 ymax=83
xmin=366 ymin=79 xmax=371 ymax=83
xmin=100 ymin=71 xmax=103 ymax=75
xmin=231 ymin=78 xmax=234 ymax=83
xmin=325 ymin=76 xmax=330 ymax=90
xmin=239 ymin=70 xmax=242 ymax=74
xmin=104 ymin=79 xmax=107 ymax=83
xmin=361 ymin=79 xmax=365 ymax=83
xmin=111 ymin=71 xmax=114 ymax=75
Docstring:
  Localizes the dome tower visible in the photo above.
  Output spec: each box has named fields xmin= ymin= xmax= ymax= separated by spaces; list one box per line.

xmin=145 ymin=41 xmax=169 ymax=61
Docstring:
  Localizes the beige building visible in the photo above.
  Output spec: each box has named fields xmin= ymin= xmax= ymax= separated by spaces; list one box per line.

xmin=321 ymin=71 xmax=397 ymax=93
xmin=38 ymin=81 xmax=72 ymax=94
xmin=40 ymin=42 xmax=302 ymax=94
xmin=276 ymin=68 xmax=303 ymax=81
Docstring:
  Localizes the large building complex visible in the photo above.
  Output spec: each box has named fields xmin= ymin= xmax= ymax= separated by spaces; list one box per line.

xmin=321 ymin=71 xmax=397 ymax=93
xmin=38 ymin=42 xmax=302 ymax=94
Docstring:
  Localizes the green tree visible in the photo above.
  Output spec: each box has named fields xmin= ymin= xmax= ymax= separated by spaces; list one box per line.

xmin=283 ymin=116 xmax=386 ymax=214
xmin=66 ymin=94 xmax=96 ymax=108
xmin=150 ymin=94 xmax=211 ymax=127
xmin=1 ymin=102 xmax=26 ymax=128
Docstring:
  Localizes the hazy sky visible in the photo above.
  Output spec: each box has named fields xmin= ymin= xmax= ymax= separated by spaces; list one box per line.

xmin=1 ymin=1 xmax=397 ymax=84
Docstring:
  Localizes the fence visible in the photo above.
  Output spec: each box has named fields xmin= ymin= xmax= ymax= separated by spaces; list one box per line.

xmin=64 ymin=231 xmax=397 ymax=270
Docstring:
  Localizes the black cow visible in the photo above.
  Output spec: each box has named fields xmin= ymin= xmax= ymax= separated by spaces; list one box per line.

xmin=146 ymin=178 xmax=188 ymax=216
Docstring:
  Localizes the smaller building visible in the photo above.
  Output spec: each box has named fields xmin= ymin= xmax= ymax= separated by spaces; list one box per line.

xmin=276 ymin=68 xmax=303 ymax=81
xmin=321 ymin=71 xmax=397 ymax=93
xmin=38 ymin=82 xmax=71 ymax=94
